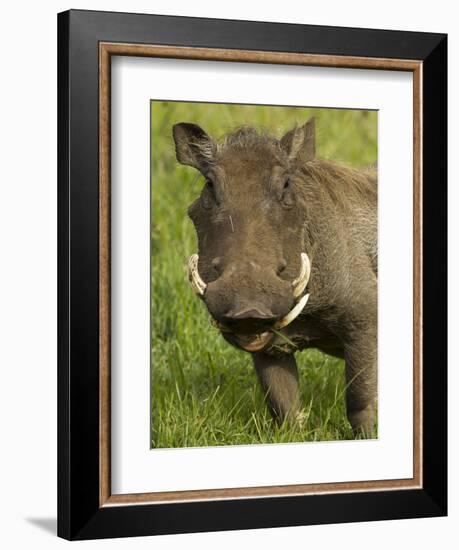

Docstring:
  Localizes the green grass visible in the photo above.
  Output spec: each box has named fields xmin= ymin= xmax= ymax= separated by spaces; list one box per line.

xmin=151 ymin=101 xmax=377 ymax=448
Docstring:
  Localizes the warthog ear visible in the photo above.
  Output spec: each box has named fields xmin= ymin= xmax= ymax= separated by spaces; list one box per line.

xmin=280 ymin=118 xmax=315 ymax=164
xmin=172 ymin=122 xmax=216 ymax=172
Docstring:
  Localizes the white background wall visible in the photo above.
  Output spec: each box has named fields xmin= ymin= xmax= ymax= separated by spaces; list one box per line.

xmin=0 ymin=1 xmax=455 ymax=548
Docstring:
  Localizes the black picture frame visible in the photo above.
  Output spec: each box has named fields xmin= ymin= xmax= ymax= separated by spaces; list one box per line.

xmin=58 ymin=9 xmax=447 ymax=540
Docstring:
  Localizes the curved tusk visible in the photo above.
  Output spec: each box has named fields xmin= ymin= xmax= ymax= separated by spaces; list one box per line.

xmin=273 ymin=293 xmax=309 ymax=330
xmin=187 ymin=254 xmax=207 ymax=296
xmin=292 ymin=252 xmax=311 ymax=299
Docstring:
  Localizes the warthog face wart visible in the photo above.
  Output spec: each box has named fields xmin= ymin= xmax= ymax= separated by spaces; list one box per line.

xmin=173 ymin=120 xmax=315 ymax=352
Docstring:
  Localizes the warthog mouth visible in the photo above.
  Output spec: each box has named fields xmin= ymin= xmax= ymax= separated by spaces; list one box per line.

xmin=187 ymin=253 xmax=311 ymax=353
xmin=223 ymin=331 xmax=274 ymax=353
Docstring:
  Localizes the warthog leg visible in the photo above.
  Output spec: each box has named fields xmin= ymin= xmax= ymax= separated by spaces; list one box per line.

xmin=252 ymin=352 xmax=300 ymax=422
xmin=343 ymin=287 xmax=378 ymax=438
xmin=344 ymin=349 xmax=377 ymax=438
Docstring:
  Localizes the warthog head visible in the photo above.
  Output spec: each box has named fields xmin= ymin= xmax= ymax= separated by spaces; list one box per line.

xmin=173 ymin=119 xmax=315 ymax=352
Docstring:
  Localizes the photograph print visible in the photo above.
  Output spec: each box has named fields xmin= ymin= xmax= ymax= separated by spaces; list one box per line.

xmin=151 ymin=100 xmax=378 ymax=449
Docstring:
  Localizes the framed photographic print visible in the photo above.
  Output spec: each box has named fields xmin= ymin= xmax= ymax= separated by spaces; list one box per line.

xmin=57 ymin=9 xmax=447 ymax=540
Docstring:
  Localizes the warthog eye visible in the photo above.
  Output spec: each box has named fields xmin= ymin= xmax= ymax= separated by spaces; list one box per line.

xmin=281 ymin=178 xmax=294 ymax=208
xmin=201 ymin=178 xmax=217 ymax=209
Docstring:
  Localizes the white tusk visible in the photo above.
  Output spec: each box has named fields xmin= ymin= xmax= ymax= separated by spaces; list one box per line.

xmin=292 ymin=252 xmax=311 ymax=299
xmin=273 ymin=293 xmax=309 ymax=330
xmin=187 ymin=254 xmax=207 ymax=296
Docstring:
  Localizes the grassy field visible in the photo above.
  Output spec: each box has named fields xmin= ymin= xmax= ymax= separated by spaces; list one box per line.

xmin=151 ymin=101 xmax=377 ymax=448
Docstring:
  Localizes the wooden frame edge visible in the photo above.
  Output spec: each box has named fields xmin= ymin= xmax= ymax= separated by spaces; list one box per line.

xmin=99 ymin=42 xmax=423 ymax=507
xmin=105 ymin=477 xmax=421 ymax=506
xmin=100 ymin=43 xmax=111 ymax=506
xmin=412 ymin=63 xmax=423 ymax=488
xmin=101 ymin=42 xmax=421 ymax=71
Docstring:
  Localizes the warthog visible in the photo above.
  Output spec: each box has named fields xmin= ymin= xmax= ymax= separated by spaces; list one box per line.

xmin=173 ymin=118 xmax=377 ymax=436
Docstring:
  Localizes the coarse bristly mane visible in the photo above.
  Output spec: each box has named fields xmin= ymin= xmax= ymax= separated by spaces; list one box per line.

xmin=301 ymin=159 xmax=377 ymax=207
xmin=191 ymin=126 xmax=377 ymax=196
xmin=216 ymin=126 xmax=286 ymax=161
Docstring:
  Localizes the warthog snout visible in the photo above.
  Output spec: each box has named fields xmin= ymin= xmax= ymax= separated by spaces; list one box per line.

xmin=187 ymin=253 xmax=311 ymax=340
xmin=203 ymin=259 xmax=293 ymax=333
